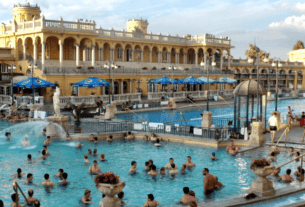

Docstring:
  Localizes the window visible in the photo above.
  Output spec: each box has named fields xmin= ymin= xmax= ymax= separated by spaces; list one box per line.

xmin=117 ymin=47 xmax=122 ymax=59
xmin=1 ymin=65 xmax=8 ymax=73
xmin=26 ymin=70 xmax=31 ymax=76
xmin=71 ymin=84 xmax=79 ymax=95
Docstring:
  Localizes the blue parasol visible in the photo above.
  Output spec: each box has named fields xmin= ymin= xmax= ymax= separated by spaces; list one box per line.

xmin=13 ymin=77 xmax=55 ymax=89
xmin=73 ymin=77 xmax=111 ymax=88
xmin=215 ymin=76 xmax=237 ymax=84
xmin=178 ymin=76 xmax=205 ymax=85
xmin=151 ymin=76 xmax=180 ymax=85
xmin=198 ymin=76 xmax=215 ymax=84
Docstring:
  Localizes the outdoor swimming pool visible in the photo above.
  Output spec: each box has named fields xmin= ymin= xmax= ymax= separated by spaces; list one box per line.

xmin=0 ymin=121 xmax=303 ymax=206
xmin=116 ymin=98 xmax=305 ymax=127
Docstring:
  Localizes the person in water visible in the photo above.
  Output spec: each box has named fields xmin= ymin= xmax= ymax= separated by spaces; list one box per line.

xmin=55 ymin=169 xmax=64 ymax=178
xmin=160 ymin=167 xmax=166 ymax=175
xmin=208 ymin=152 xmax=217 ymax=160
xmin=76 ymin=142 xmax=84 ymax=148
xmin=26 ymin=189 xmax=38 ymax=204
xmin=271 ymin=167 xmax=281 ymax=176
xmin=59 ymin=172 xmax=69 ymax=183
xmin=41 ymin=174 xmax=55 ymax=186
xmin=14 ymin=168 xmax=25 ymax=178
xmin=43 ymin=146 xmax=49 ymax=155
xmin=169 ymin=163 xmax=179 ymax=175
xmin=41 ymin=150 xmax=47 ymax=159
xmin=202 ymin=168 xmax=217 ymax=194
xmin=84 ymin=154 xmax=89 ymax=163
xmin=154 ymin=139 xmax=162 ymax=147
xmin=184 ymin=156 xmax=196 ymax=167
xmin=100 ymin=153 xmax=106 ymax=161
xmin=81 ymin=189 xmax=94 ymax=204
xmin=25 ymin=173 xmax=33 ymax=184
xmin=143 ymin=194 xmax=160 ymax=207
xmin=165 ymin=158 xmax=178 ymax=169
xmin=148 ymin=165 xmax=158 ymax=176
xmin=5 ymin=132 xmax=12 ymax=141
xmin=106 ymin=135 xmax=113 ymax=142
xmin=93 ymin=149 xmax=97 ymax=156
xmin=181 ymin=164 xmax=187 ymax=174
xmin=129 ymin=161 xmax=137 ymax=173
xmin=11 ymin=193 xmax=27 ymax=207
xmin=20 ymin=135 xmax=30 ymax=146
xmin=288 ymin=147 xmax=294 ymax=156
xmin=179 ymin=187 xmax=196 ymax=205
xmin=280 ymin=169 xmax=294 ymax=182
xmin=44 ymin=136 xmax=52 ymax=145
xmin=88 ymin=160 xmax=101 ymax=174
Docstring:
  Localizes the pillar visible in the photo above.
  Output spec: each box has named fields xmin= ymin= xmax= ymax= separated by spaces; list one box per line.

xmin=228 ymin=53 xmax=231 ymax=70
xmin=83 ymin=46 xmax=86 ymax=62
xmin=59 ymin=41 xmax=64 ymax=72
xmin=91 ymin=45 xmax=95 ymax=66
xmin=158 ymin=51 xmax=161 ymax=63
xmin=23 ymin=43 xmax=27 ymax=60
xmin=76 ymin=43 xmax=80 ymax=66
xmin=102 ymin=87 xmax=105 ymax=95
xmin=131 ymin=50 xmax=134 ymax=62
xmin=201 ymin=111 xmax=213 ymax=127
xmin=129 ymin=79 xmax=132 ymax=94
xmin=42 ymin=41 xmax=46 ymax=73
xmin=149 ymin=50 xmax=152 ymax=63
xmin=183 ymin=53 xmax=187 ymax=64
xmin=220 ymin=53 xmax=223 ymax=70
xmin=175 ymin=52 xmax=179 ymax=64
xmin=204 ymin=52 xmax=207 ymax=70
xmin=195 ymin=52 xmax=198 ymax=67
xmin=141 ymin=50 xmax=143 ymax=62
xmin=100 ymin=48 xmax=103 ymax=61
xmin=212 ymin=53 xmax=215 ymax=70
xmin=167 ymin=52 xmax=171 ymax=63
xmin=120 ymin=79 xmax=124 ymax=94
xmin=122 ymin=50 xmax=125 ymax=62
xmin=33 ymin=42 xmax=37 ymax=65
xmin=249 ymin=122 xmax=265 ymax=146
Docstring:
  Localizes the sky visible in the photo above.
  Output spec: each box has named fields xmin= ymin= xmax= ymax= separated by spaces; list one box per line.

xmin=1 ymin=0 xmax=305 ymax=60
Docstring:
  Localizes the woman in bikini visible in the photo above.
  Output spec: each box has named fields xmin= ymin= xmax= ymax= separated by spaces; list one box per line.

xmin=144 ymin=194 xmax=160 ymax=207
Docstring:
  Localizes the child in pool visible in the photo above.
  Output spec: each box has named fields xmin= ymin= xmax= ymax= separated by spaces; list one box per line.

xmin=208 ymin=152 xmax=217 ymax=160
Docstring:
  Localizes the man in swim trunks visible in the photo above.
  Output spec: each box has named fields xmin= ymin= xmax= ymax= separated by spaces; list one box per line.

xmin=226 ymin=141 xmax=240 ymax=154
xmin=41 ymin=174 xmax=55 ymax=186
xmin=27 ymin=189 xmax=38 ymax=204
xmin=25 ymin=173 xmax=33 ymax=184
xmin=165 ymin=158 xmax=178 ymax=169
xmin=148 ymin=165 xmax=158 ymax=176
xmin=169 ymin=163 xmax=179 ymax=175
xmin=43 ymin=136 xmax=52 ymax=145
xmin=88 ymin=160 xmax=101 ymax=174
xmin=180 ymin=187 xmax=196 ymax=205
xmin=184 ymin=156 xmax=196 ymax=167
xmin=202 ymin=168 xmax=217 ymax=194
xmin=268 ymin=112 xmax=278 ymax=144
xmin=280 ymin=169 xmax=294 ymax=182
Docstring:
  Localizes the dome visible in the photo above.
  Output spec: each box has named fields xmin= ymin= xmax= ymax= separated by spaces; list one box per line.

xmin=233 ymin=80 xmax=267 ymax=96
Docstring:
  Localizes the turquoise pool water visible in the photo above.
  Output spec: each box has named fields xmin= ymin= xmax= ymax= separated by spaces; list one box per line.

xmin=0 ymin=120 xmax=303 ymax=206
xmin=116 ymin=98 xmax=305 ymax=126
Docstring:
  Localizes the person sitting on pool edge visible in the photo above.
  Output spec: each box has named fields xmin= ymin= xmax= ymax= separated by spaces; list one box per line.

xmin=81 ymin=189 xmax=93 ymax=204
xmin=84 ymin=154 xmax=89 ymax=163
xmin=100 ymin=153 xmax=106 ymax=161
xmin=129 ymin=161 xmax=137 ymax=173
xmin=88 ymin=160 xmax=101 ymax=174
xmin=106 ymin=135 xmax=113 ymax=142
xmin=148 ymin=165 xmax=158 ymax=176
xmin=59 ymin=172 xmax=69 ymax=183
xmin=154 ymin=139 xmax=162 ymax=147
xmin=226 ymin=141 xmax=240 ymax=153
xmin=169 ymin=163 xmax=179 ymax=175
xmin=280 ymin=169 xmax=294 ymax=182
xmin=55 ymin=169 xmax=64 ymax=178
xmin=27 ymin=189 xmax=38 ymax=204
xmin=126 ymin=131 xmax=135 ymax=140
xmin=44 ymin=136 xmax=52 ymax=145
xmin=180 ymin=187 xmax=196 ymax=205
xmin=271 ymin=167 xmax=281 ymax=176
xmin=143 ymin=194 xmax=160 ymax=207
xmin=165 ymin=158 xmax=178 ymax=169
xmin=202 ymin=168 xmax=217 ymax=194
xmin=208 ymin=152 xmax=217 ymax=160
xmin=42 ymin=174 xmax=55 ymax=186
xmin=185 ymin=156 xmax=196 ymax=167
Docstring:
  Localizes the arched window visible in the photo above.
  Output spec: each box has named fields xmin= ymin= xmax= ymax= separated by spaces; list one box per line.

xmin=123 ymin=81 xmax=128 ymax=93
xmin=114 ymin=81 xmax=119 ymax=94
xmin=26 ymin=69 xmax=31 ymax=76
xmin=117 ymin=46 xmax=122 ymax=59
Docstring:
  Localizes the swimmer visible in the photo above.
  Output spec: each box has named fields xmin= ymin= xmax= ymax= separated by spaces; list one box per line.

xmin=144 ymin=161 xmax=150 ymax=171
xmin=100 ymin=153 xmax=106 ymax=161
xmin=148 ymin=160 xmax=154 ymax=170
xmin=11 ymin=193 xmax=27 ymax=207
xmin=129 ymin=161 xmax=137 ymax=173
xmin=81 ymin=189 xmax=94 ymax=204
xmin=294 ymin=166 xmax=305 ymax=177
xmin=93 ymin=149 xmax=97 ymax=156
xmin=288 ymin=147 xmax=294 ymax=156
xmin=226 ymin=141 xmax=240 ymax=154
xmin=55 ymin=169 xmax=64 ymax=178
xmin=44 ymin=136 xmax=52 ymax=145
xmin=268 ymin=147 xmax=280 ymax=156
xmin=295 ymin=152 xmax=300 ymax=161
xmin=160 ymin=167 xmax=166 ymax=175
xmin=25 ymin=173 xmax=33 ymax=184
xmin=88 ymin=160 xmax=101 ymax=174
xmin=27 ymin=154 xmax=35 ymax=162
xmin=150 ymin=133 xmax=157 ymax=142
xmin=181 ymin=164 xmax=187 ymax=174
xmin=169 ymin=163 xmax=179 ymax=175
xmin=84 ymin=154 xmax=89 ymax=163
xmin=88 ymin=148 xmax=92 ymax=154
xmin=271 ymin=167 xmax=281 ymax=176
xmin=148 ymin=165 xmax=158 ymax=176
xmin=208 ymin=152 xmax=217 ymax=160
xmin=76 ymin=142 xmax=84 ymax=148
xmin=89 ymin=134 xmax=94 ymax=141
xmin=33 ymin=200 xmax=40 ymax=207
xmin=43 ymin=146 xmax=49 ymax=155
xmin=144 ymin=194 xmax=160 ymax=207
xmin=42 ymin=128 xmax=46 ymax=136
xmin=14 ymin=168 xmax=25 ymax=178
xmin=5 ymin=132 xmax=12 ymax=141
xmin=143 ymin=135 xmax=149 ymax=140
xmin=66 ymin=133 xmax=72 ymax=141
xmin=94 ymin=137 xmax=98 ymax=144
xmin=58 ymin=172 xmax=69 ymax=183
xmin=280 ymin=169 xmax=294 ymax=182
xmin=106 ymin=135 xmax=113 ymax=142
xmin=126 ymin=131 xmax=135 ymax=140
xmin=154 ymin=139 xmax=162 ymax=147
xmin=20 ymin=135 xmax=30 ymax=146
xmin=117 ymin=191 xmax=128 ymax=205
xmin=165 ymin=158 xmax=178 ymax=169
xmin=41 ymin=174 xmax=55 ymax=186
xmin=184 ymin=156 xmax=196 ymax=167
xmin=269 ymin=152 xmax=276 ymax=162
xmin=41 ymin=150 xmax=47 ymax=159
xmin=180 ymin=187 xmax=196 ymax=205
xmin=27 ymin=189 xmax=38 ymax=203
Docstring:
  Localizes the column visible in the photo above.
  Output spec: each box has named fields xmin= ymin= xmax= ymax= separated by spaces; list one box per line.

xmin=72 ymin=46 xmax=76 ymax=60
xmin=167 ymin=52 xmax=171 ymax=63
xmin=129 ymin=79 xmax=132 ymax=93
xmin=204 ymin=52 xmax=207 ymax=70
xmin=228 ymin=53 xmax=231 ymax=70
xmin=183 ymin=53 xmax=187 ymax=64
xmin=158 ymin=51 xmax=161 ymax=63
xmin=59 ymin=41 xmax=64 ymax=72
xmin=131 ymin=50 xmax=134 ymax=62
xmin=42 ymin=41 xmax=46 ymax=73
xmin=149 ymin=50 xmax=152 ymax=63
xmin=212 ymin=53 xmax=215 ymax=70
xmin=109 ymin=48 xmax=113 ymax=62
xmin=100 ymin=48 xmax=103 ymax=61
xmin=33 ymin=42 xmax=37 ymax=65
xmin=175 ymin=52 xmax=179 ymax=64
xmin=195 ymin=52 xmax=198 ymax=67
xmin=102 ymin=86 xmax=105 ymax=95
xmin=220 ymin=53 xmax=223 ymax=70
xmin=122 ymin=50 xmax=125 ymax=62
xmin=97 ymin=47 xmax=100 ymax=61
xmin=140 ymin=50 xmax=143 ymax=62
xmin=76 ymin=43 xmax=80 ymax=66
xmin=23 ymin=43 xmax=27 ymax=60
xmin=83 ymin=46 xmax=86 ymax=62
xmin=91 ymin=45 xmax=95 ymax=66
xmin=120 ymin=79 xmax=124 ymax=94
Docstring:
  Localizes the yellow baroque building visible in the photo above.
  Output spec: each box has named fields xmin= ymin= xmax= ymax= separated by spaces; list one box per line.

xmin=0 ymin=2 xmax=304 ymax=103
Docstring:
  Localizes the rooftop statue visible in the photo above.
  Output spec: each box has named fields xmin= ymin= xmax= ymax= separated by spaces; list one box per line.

xmin=292 ymin=40 xmax=304 ymax=51
xmin=245 ymin=44 xmax=270 ymax=60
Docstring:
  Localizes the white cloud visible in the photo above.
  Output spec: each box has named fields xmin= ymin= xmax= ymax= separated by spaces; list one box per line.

xmin=269 ymin=15 xmax=305 ymax=29
xmin=281 ymin=3 xmax=287 ymax=8
xmin=292 ymin=2 xmax=305 ymax=14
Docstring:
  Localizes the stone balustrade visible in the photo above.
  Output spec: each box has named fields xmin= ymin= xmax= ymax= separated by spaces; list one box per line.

xmin=0 ymin=95 xmax=44 ymax=108
xmin=58 ymin=93 xmax=141 ymax=108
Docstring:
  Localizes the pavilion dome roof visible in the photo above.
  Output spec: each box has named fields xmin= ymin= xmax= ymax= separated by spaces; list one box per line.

xmin=233 ymin=80 xmax=267 ymax=96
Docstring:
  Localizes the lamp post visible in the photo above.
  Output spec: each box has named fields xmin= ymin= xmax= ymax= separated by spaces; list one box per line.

xmin=200 ymin=56 xmax=216 ymax=111
xmin=104 ymin=62 xmax=117 ymax=103
xmin=168 ymin=65 xmax=177 ymax=97
xmin=272 ymin=58 xmax=282 ymax=111
xmin=8 ymin=63 xmax=16 ymax=105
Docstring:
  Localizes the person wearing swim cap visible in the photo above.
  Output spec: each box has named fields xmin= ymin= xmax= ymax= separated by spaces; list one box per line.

xmin=208 ymin=152 xmax=217 ymax=160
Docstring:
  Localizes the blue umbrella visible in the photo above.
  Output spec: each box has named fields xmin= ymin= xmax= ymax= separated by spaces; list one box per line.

xmin=13 ymin=77 xmax=55 ymax=89
xmin=151 ymin=76 xmax=180 ymax=85
xmin=73 ymin=77 xmax=111 ymax=88
xmin=198 ymin=76 xmax=216 ymax=84
xmin=178 ymin=76 xmax=205 ymax=85
xmin=215 ymin=76 xmax=237 ymax=84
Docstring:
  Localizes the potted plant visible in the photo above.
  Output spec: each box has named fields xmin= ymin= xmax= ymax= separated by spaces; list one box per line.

xmin=94 ymin=172 xmax=125 ymax=207
xmin=250 ymin=157 xmax=274 ymax=175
